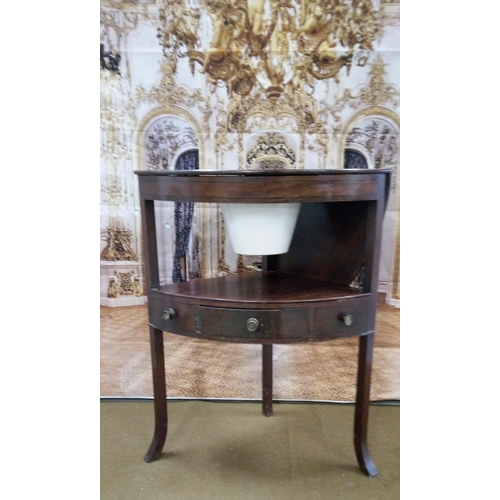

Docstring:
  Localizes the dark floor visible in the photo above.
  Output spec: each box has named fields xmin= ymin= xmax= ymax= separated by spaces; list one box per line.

xmin=101 ymin=400 xmax=400 ymax=500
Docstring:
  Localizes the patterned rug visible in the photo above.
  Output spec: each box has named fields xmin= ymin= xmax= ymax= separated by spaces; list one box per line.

xmin=120 ymin=336 xmax=399 ymax=402
xmin=101 ymin=305 xmax=399 ymax=402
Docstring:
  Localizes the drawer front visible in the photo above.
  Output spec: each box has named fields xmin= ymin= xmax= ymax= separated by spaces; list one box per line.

xmin=195 ymin=306 xmax=309 ymax=340
xmin=149 ymin=293 xmax=371 ymax=341
xmin=149 ymin=295 xmax=196 ymax=335
xmin=313 ymin=298 xmax=372 ymax=339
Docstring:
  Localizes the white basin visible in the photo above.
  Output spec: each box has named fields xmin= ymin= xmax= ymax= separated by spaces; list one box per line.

xmin=221 ymin=203 xmax=301 ymax=255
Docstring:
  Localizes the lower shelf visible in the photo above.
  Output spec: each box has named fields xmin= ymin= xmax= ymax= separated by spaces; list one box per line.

xmin=148 ymin=272 xmax=374 ymax=343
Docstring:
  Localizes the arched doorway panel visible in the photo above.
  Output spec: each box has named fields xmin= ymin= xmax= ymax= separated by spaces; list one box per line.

xmin=341 ymin=109 xmax=400 ymax=306
xmin=136 ymin=105 xmax=205 ymax=171
xmin=139 ymin=112 xmax=203 ymax=286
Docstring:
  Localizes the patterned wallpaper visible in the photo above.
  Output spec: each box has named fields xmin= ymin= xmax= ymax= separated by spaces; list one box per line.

xmin=100 ymin=0 xmax=400 ymax=304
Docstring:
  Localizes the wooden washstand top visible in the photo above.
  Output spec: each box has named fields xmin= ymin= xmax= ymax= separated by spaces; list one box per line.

xmin=134 ymin=169 xmax=392 ymax=204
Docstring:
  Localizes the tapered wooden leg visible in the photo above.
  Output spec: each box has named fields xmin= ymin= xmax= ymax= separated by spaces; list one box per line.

xmin=354 ymin=333 xmax=378 ymax=477
xmin=262 ymin=344 xmax=273 ymax=417
xmin=144 ymin=326 xmax=168 ymax=463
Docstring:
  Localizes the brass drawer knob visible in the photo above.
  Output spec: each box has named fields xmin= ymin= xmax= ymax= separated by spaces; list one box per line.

xmin=163 ymin=308 xmax=176 ymax=320
xmin=340 ymin=314 xmax=353 ymax=326
xmin=246 ymin=318 xmax=260 ymax=332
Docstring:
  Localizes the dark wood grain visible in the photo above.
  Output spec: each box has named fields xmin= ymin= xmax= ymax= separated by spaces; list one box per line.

xmin=279 ymin=201 xmax=370 ymax=286
xmin=152 ymin=272 xmax=367 ymax=307
xmin=262 ymin=345 xmax=273 ymax=417
xmin=354 ymin=332 xmax=378 ymax=477
xmin=136 ymin=169 xmax=391 ymax=476
xmin=143 ymin=326 xmax=168 ymax=463
xmin=135 ymin=169 xmax=389 ymax=203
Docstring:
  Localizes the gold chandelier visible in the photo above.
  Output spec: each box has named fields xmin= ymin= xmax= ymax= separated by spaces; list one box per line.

xmin=159 ymin=0 xmax=378 ymax=100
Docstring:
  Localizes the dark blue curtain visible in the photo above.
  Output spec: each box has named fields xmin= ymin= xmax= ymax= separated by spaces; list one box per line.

xmin=173 ymin=149 xmax=199 ymax=283
xmin=344 ymin=149 xmax=368 ymax=169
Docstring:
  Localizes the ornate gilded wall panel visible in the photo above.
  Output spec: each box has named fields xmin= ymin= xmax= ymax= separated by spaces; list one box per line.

xmin=100 ymin=0 xmax=400 ymax=304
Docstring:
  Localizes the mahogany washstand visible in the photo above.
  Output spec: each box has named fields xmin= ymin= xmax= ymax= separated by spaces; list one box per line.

xmin=135 ymin=169 xmax=391 ymax=477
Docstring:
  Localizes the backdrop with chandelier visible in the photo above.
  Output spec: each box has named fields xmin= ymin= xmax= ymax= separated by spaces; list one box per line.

xmin=100 ymin=0 xmax=400 ymax=308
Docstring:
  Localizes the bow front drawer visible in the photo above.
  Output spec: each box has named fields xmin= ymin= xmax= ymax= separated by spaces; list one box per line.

xmin=195 ymin=306 xmax=309 ymax=341
xmin=313 ymin=297 xmax=373 ymax=339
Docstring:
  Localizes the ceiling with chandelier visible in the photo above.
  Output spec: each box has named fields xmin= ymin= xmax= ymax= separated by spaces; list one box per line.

xmin=158 ymin=0 xmax=381 ymax=104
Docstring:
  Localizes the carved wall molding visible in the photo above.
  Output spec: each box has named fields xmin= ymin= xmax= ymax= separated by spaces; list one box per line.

xmin=99 ymin=2 xmax=400 ymax=301
xmin=144 ymin=117 xmax=198 ymax=171
xmin=101 ymin=175 xmax=130 ymax=206
xmin=324 ymin=57 xmax=399 ymax=125
xmin=136 ymin=64 xmax=211 ymax=131
xmin=107 ymin=270 xmax=144 ymax=299
xmin=344 ymin=118 xmax=398 ymax=171
xmin=100 ymin=64 xmax=138 ymax=213
xmin=245 ymin=132 xmax=297 ymax=170
xmin=101 ymin=0 xmax=159 ymax=80
xmin=101 ymin=1 xmax=158 ymax=33
xmin=101 ymin=219 xmax=139 ymax=262
xmin=225 ymin=85 xmax=324 ymax=134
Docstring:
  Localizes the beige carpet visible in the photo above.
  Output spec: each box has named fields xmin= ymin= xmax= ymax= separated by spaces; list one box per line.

xmin=101 ymin=303 xmax=399 ymax=402
xmin=101 ymin=400 xmax=400 ymax=500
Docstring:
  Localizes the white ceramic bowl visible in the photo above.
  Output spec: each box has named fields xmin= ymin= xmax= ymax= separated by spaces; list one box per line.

xmin=221 ymin=203 xmax=301 ymax=255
